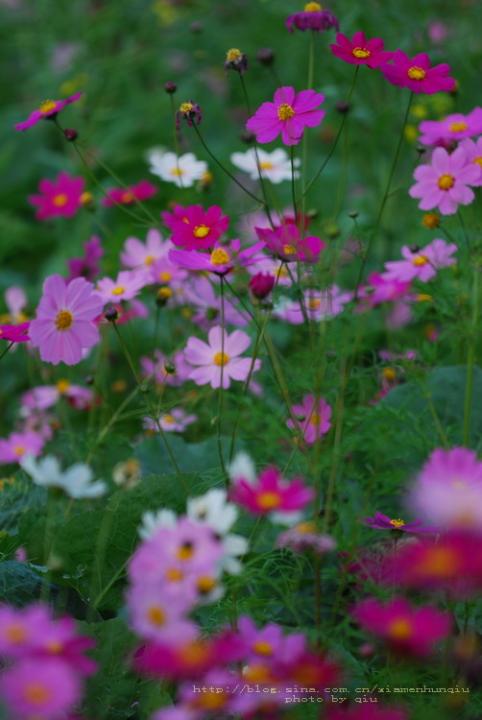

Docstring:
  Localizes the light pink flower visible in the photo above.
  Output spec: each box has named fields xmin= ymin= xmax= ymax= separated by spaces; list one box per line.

xmin=287 ymin=394 xmax=332 ymax=444
xmin=144 ymin=408 xmax=197 ymax=433
xmin=0 ymin=431 xmax=44 ymax=464
xmin=276 ymin=286 xmax=352 ymax=324
xmin=382 ymin=238 xmax=457 ymax=283
xmin=169 ymin=239 xmax=264 ymax=277
xmin=127 ymin=584 xmax=198 ymax=645
xmin=22 ymin=381 xmax=93 ymax=412
xmin=29 ymin=275 xmax=103 ymax=366
xmin=409 ymin=147 xmax=479 ymax=215
xmin=121 ymin=229 xmax=168 ymax=269
xmin=97 ymin=270 xmax=146 ymax=303
xmin=418 ymin=108 xmax=482 ymax=146
xmin=182 ymin=277 xmax=248 ymax=329
xmin=246 ymin=86 xmax=325 ymax=146
xmin=141 ymin=350 xmax=191 ymax=387
xmin=459 ymin=136 xmax=482 ymax=187
xmin=184 ymin=327 xmax=260 ymax=389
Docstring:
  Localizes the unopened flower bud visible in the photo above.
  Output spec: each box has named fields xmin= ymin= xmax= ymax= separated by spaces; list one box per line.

xmin=249 ymin=272 xmax=275 ymax=300
xmin=104 ymin=305 xmax=118 ymax=322
xmin=240 ymin=130 xmax=256 ymax=145
xmin=64 ymin=128 xmax=78 ymax=141
xmin=156 ymin=286 xmax=172 ymax=306
xmin=256 ymin=47 xmax=275 ymax=66
xmin=190 ymin=20 xmax=203 ymax=33
xmin=335 ymin=101 xmax=351 ymax=114
xmin=164 ymin=81 xmax=177 ymax=95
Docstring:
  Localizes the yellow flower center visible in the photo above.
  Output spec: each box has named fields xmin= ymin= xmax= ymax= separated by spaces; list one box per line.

xmin=278 ymin=103 xmax=295 ymax=121
xmin=418 ymin=547 xmax=459 ymax=578
xmin=159 ymin=271 xmax=172 ymax=282
xmin=282 ymin=243 xmax=297 ymax=255
xmin=179 ymin=102 xmax=194 ymax=114
xmin=158 ymin=286 xmax=173 ymax=299
xmin=198 ymin=693 xmax=227 ymax=711
xmin=352 ymin=47 xmax=371 ymax=59
xmin=259 ymin=160 xmax=274 ymax=170
xmin=449 ymin=121 xmax=468 ymax=133
xmin=56 ymin=379 xmax=71 ymax=394
xmin=308 ymin=297 xmax=321 ymax=310
xmin=388 ymin=617 xmax=413 ymax=640
xmin=296 ymin=521 xmax=316 ymax=534
xmin=111 ymin=286 xmax=125 ymax=296
xmin=162 ymin=414 xmax=176 ymax=425
xmin=210 ymin=248 xmax=231 ymax=265
xmin=177 ymin=541 xmax=195 ymax=561
xmin=383 ymin=367 xmax=397 ymax=382
xmin=253 ymin=640 xmax=273 ymax=656
xmin=389 ymin=518 xmax=406 ymax=528
xmin=243 ymin=663 xmax=272 ymax=683
xmin=6 ymin=624 xmax=27 ymax=644
xmin=179 ymin=641 xmax=210 ymax=665
xmin=170 ymin=167 xmax=185 ymax=177
xmin=417 ymin=293 xmax=432 ymax=302
xmin=46 ymin=640 xmax=63 ymax=653
xmin=474 ymin=156 xmax=482 ymax=168
xmin=213 ymin=351 xmax=230 ymax=366
xmin=39 ymin=99 xmax=57 ymax=114
xmin=147 ymin=606 xmax=166 ymax=626
xmin=193 ymin=224 xmax=210 ymax=239
xmin=412 ymin=254 xmax=428 ymax=267
xmin=226 ymin=48 xmax=242 ymax=62
xmin=13 ymin=445 xmax=26 ymax=457
xmin=144 ymin=255 xmax=155 ymax=266
xmin=165 ymin=567 xmax=184 ymax=582
xmin=121 ymin=191 xmax=135 ymax=203
xmin=24 ymin=683 xmax=52 ymax=706
xmin=407 ymin=66 xmax=426 ymax=81
xmin=422 ymin=212 xmax=440 ymax=229
xmin=438 ymin=173 xmax=455 ymax=190
xmin=257 ymin=491 xmax=281 ymax=510
xmin=197 ymin=576 xmax=217 ymax=593
xmin=80 ymin=191 xmax=93 ymax=206
xmin=52 ymin=193 xmax=68 ymax=207
xmin=55 ymin=309 xmax=74 ymax=331
xmin=309 ymin=411 xmax=321 ymax=426
xmin=304 ymin=1 xmax=322 ymax=10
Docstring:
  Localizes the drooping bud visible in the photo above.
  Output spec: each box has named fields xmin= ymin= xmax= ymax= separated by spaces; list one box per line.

xmin=249 ymin=272 xmax=275 ymax=300
xmin=64 ymin=128 xmax=78 ymax=141
xmin=164 ymin=81 xmax=177 ymax=95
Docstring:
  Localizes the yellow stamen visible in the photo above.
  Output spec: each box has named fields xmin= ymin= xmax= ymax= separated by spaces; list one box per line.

xmin=193 ymin=224 xmax=210 ymax=239
xmin=226 ymin=48 xmax=242 ymax=63
xmin=147 ymin=606 xmax=166 ymax=626
xmin=197 ymin=576 xmax=216 ymax=594
xmin=277 ymin=103 xmax=295 ymax=121
xmin=296 ymin=521 xmax=316 ymax=534
xmin=213 ymin=351 xmax=230 ymax=366
xmin=407 ymin=66 xmax=426 ymax=81
xmin=170 ymin=167 xmax=184 ymax=177
xmin=13 ymin=445 xmax=26 ymax=457
xmin=162 ymin=414 xmax=176 ymax=425
xmin=121 ymin=191 xmax=135 ymax=203
xmin=257 ymin=491 xmax=281 ymax=510
xmin=80 ymin=191 xmax=93 ymax=206
xmin=417 ymin=293 xmax=432 ymax=302
xmin=388 ymin=617 xmax=413 ymax=640
xmin=309 ymin=411 xmax=321 ymax=426
xmin=197 ymin=693 xmax=227 ymax=710
xmin=55 ymin=309 xmax=74 ymax=331
xmin=144 ymin=255 xmax=155 ymax=266
xmin=389 ymin=518 xmax=406 ymax=528
xmin=56 ymin=379 xmax=71 ymax=394
xmin=6 ymin=624 xmax=27 ymax=644
xmin=422 ymin=212 xmax=440 ymax=229
xmin=449 ymin=121 xmax=468 ymax=133
xmin=259 ymin=161 xmax=274 ymax=170
xmin=438 ymin=173 xmax=455 ymax=190
xmin=52 ymin=193 xmax=68 ymax=208
xmin=418 ymin=547 xmax=459 ymax=578
xmin=282 ymin=243 xmax=297 ymax=255
xmin=304 ymin=1 xmax=322 ymax=10
xmin=157 ymin=286 xmax=173 ymax=299
xmin=179 ymin=102 xmax=194 ymax=114
xmin=352 ymin=47 xmax=371 ymax=59
xmin=165 ymin=567 xmax=184 ymax=582
xmin=176 ymin=541 xmax=195 ymax=561
xmin=383 ymin=367 xmax=397 ymax=382
xmin=24 ymin=683 xmax=51 ymax=706
xmin=39 ymin=99 xmax=57 ymax=114
xmin=474 ymin=156 xmax=482 ymax=168
xmin=159 ymin=271 xmax=172 ymax=282
xmin=111 ymin=286 xmax=125 ymax=296
xmin=308 ymin=297 xmax=321 ymax=310
xmin=210 ymin=248 xmax=230 ymax=266
xmin=412 ymin=254 xmax=429 ymax=267
xmin=253 ymin=641 xmax=273 ymax=656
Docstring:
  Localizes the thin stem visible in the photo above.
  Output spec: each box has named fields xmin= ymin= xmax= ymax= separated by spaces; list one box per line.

xmin=290 ymin=146 xmax=298 ymax=220
xmin=458 ymin=209 xmax=471 ymax=250
xmin=0 ymin=341 xmax=14 ymax=361
xmin=463 ymin=262 xmax=480 ymax=446
xmin=217 ymin=277 xmax=228 ymax=481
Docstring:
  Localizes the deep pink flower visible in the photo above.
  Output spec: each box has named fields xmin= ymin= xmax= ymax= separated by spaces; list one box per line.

xmin=230 ymin=466 xmax=314 ymax=518
xmin=287 ymin=394 xmax=332 ymax=444
xmin=459 ymin=136 xmax=482 ymax=187
xmin=0 ymin=322 xmax=29 ymax=343
xmin=162 ymin=204 xmax=229 ymax=250
xmin=67 ymin=236 xmax=103 ymax=282
xmin=353 ymin=596 xmax=451 ymax=656
xmin=29 ymin=172 xmax=85 ymax=221
xmin=169 ymin=239 xmax=264 ymax=277
xmin=0 ymin=658 xmax=82 ymax=719
xmin=15 ymin=92 xmax=82 ymax=131
xmin=249 ymin=272 xmax=275 ymax=299
xmin=0 ymin=431 xmax=44 ymax=464
xmin=102 ymin=180 xmax=157 ymax=207
xmin=419 ymin=108 xmax=482 ymax=146
xmin=286 ymin=3 xmax=339 ymax=33
xmin=382 ymin=238 xmax=457 ymax=283
xmin=184 ymin=326 xmax=260 ymax=389
xmin=29 ymin=275 xmax=104 ymax=366
xmin=409 ymin=147 xmax=479 ymax=214
xmin=381 ymin=50 xmax=456 ymax=94
xmin=330 ymin=31 xmax=393 ymax=68
xmin=246 ymin=86 xmax=325 ymax=146
xmin=237 ymin=615 xmax=306 ymax=665
xmin=365 ymin=273 xmax=411 ymax=306
xmin=364 ymin=512 xmax=431 ymax=534
xmin=255 ymin=222 xmax=324 ymax=262
xmin=97 ymin=270 xmax=146 ymax=303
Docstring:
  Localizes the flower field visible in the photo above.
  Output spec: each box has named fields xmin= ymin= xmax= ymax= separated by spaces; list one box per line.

xmin=1 ymin=1 xmax=482 ymax=719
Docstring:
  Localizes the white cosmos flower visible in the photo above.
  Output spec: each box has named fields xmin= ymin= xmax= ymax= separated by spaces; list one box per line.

xmin=231 ymin=148 xmax=300 ymax=184
xmin=148 ymin=149 xmax=208 ymax=188
xmin=21 ymin=455 xmax=106 ymax=499
xmin=228 ymin=452 xmax=256 ymax=485
xmin=138 ymin=508 xmax=177 ymax=539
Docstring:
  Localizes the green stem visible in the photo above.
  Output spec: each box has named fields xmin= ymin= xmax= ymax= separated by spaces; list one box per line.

xmin=0 ymin=341 xmax=14 ymax=362
xmin=290 ymin=146 xmax=298 ymax=220
xmin=217 ymin=277 xmax=228 ymax=481
xmin=463 ymin=262 xmax=480 ymax=446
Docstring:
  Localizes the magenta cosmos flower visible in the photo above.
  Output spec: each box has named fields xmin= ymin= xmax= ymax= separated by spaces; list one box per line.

xmin=419 ymin=107 xmax=482 ymax=146
xmin=162 ymin=204 xmax=229 ymax=250
xmin=97 ymin=270 xmax=146 ymax=303
xmin=286 ymin=3 xmax=339 ymax=33
xmin=382 ymin=238 xmax=457 ymax=283
xmin=363 ymin=512 xmax=431 ymax=533
xmin=381 ymin=50 xmax=456 ymax=94
xmin=365 ymin=273 xmax=411 ymax=306
xmin=15 ymin=92 xmax=82 ymax=131
xmin=29 ymin=172 xmax=85 ymax=221
xmin=184 ymin=326 xmax=260 ymax=389
xmin=102 ymin=180 xmax=157 ymax=207
xmin=169 ymin=239 xmax=264 ymax=277
xmin=0 ymin=431 xmax=44 ymax=465
xmin=353 ymin=596 xmax=451 ymax=657
xmin=409 ymin=147 xmax=479 ymax=214
xmin=287 ymin=394 xmax=332 ymax=445
xmin=409 ymin=447 xmax=482 ymax=531
xmin=459 ymin=137 xmax=482 ymax=186
xmin=246 ymin=87 xmax=325 ymax=146
xmin=237 ymin=615 xmax=305 ymax=665
xmin=67 ymin=235 xmax=103 ymax=282
xmin=0 ymin=322 xmax=30 ymax=343
xmin=256 ymin=222 xmax=325 ymax=263
xmin=29 ymin=275 xmax=104 ymax=366
xmin=330 ymin=31 xmax=393 ymax=68
xmin=230 ymin=465 xmax=314 ymax=518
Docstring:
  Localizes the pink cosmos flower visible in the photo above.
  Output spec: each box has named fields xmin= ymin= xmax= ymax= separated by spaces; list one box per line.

xmin=162 ymin=204 xmax=229 ymax=250
xmin=409 ymin=146 xmax=479 ymax=214
xmin=230 ymin=466 xmax=314 ymax=519
xmin=127 ymin=584 xmax=198 ymax=645
xmin=330 ymin=31 xmax=393 ymax=68
xmin=363 ymin=512 xmax=431 ymax=534
xmin=15 ymin=92 xmax=82 ymax=131
xmin=246 ymin=86 xmax=325 ymax=146
xmin=382 ymin=238 xmax=457 ymax=283
xmin=0 ymin=322 xmax=29 ymax=343
xmin=459 ymin=136 xmax=482 ymax=186
xmin=29 ymin=275 xmax=104 ymax=366
xmin=276 ymin=523 xmax=337 ymax=555
xmin=149 ymin=256 xmax=188 ymax=287
xmin=287 ymin=394 xmax=332 ymax=445
xmin=22 ymin=381 xmax=93 ymax=412
xmin=182 ymin=277 xmax=248 ymax=329
xmin=277 ymin=286 xmax=352 ymax=324
xmin=67 ymin=236 xmax=103 ymax=282
xmin=169 ymin=239 xmax=264 ymax=277
xmin=365 ymin=273 xmax=411 ymax=306
xmin=409 ymin=447 xmax=482 ymax=531
xmin=144 ymin=408 xmax=197 ymax=433
xmin=141 ymin=349 xmax=191 ymax=387
xmin=97 ymin=270 xmax=146 ymax=304
xmin=418 ymin=108 xmax=482 ymax=146
xmin=0 ymin=431 xmax=44 ymax=464
xmin=237 ymin=616 xmax=306 ymax=665
xmin=353 ymin=596 xmax=451 ymax=656
xmin=29 ymin=172 xmax=85 ymax=221
xmin=381 ymin=50 xmax=456 ymax=94
xmin=184 ymin=326 xmax=260 ymax=389
xmin=102 ymin=180 xmax=157 ymax=207
xmin=286 ymin=3 xmax=339 ymax=33
xmin=121 ymin=229 xmax=168 ymax=270
xmin=0 ymin=658 xmax=82 ymax=719
xmin=255 ymin=222 xmax=324 ymax=263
